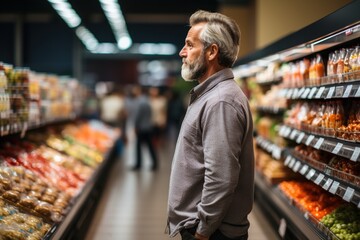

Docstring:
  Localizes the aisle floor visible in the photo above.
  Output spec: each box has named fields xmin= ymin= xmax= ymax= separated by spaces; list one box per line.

xmin=85 ymin=133 xmax=279 ymax=240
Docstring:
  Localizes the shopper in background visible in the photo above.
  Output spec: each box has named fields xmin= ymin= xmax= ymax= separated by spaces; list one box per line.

xmin=100 ymin=89 xmax=127 ymax=157
xmin=133 ymin=85 xmax=158 ymax=171
xmin=167 ymin=10 xmax=254 ymax=240
xmin=149 ymin=86 xmax=168 ymax=147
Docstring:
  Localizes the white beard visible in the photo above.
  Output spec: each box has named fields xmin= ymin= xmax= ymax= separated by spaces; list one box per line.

xmin=180 ymin=52 xmax=207 ymax=82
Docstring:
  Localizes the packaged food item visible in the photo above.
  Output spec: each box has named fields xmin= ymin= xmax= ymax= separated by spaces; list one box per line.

xmin=349 ymin=46 xmax=360 ymax=79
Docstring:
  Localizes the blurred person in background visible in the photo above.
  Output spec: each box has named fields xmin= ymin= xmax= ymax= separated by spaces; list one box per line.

xmin=167 ymin=10 xmax=254 ymax=240
xmin=100 ymin=88 xmax=127 ymax=157
xmin=166 ymin=89 xmax=185 ymax=142
xmin=132 ymin=85 xmax=158 ymax=171
xmin=149 ymin=86 xmax=168 ymax=147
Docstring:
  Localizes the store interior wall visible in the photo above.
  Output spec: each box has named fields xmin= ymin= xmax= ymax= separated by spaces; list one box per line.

xmin=256 ymin=0 xmax=352 ymax=49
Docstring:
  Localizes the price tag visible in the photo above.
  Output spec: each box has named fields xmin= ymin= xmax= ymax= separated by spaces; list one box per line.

xmin=278 ymin=218 xmax=286 ymax=238
xmin=300 ymin=165 xmax=309 ymax=175
xmin=355 ymin=86 xmax=360 ymax=97
xmin=314 ymin=138 xmax=324 ymax=149
xmin=329 ymin=181 xmax=340 ymax=194
xmin=293 ymin=161 xmax=301 ymax=172
xmin=284 ymin=127 xmax=292 ymax=138
xmin=279 ymin=125 xmax=286 ymax=136
xmin=286 ymin=89 xmax=293 ymax=99
xmin=326 ymin=86 xmax=335 ymax=99
xmin=350 ymin=147 xmax=360 ymax=162
xmin=291 ymin=89 xmax=299 ymax=99
xmin=314 ymin=173 xmax=325 ymax=185
xmin=343 ymin=85 xmax=353 ymax=98
xmin=272 ymin=147 xmax=282 ymax=160
xmin=284 ymin=155 xmax=292 ymax=166
xmin=315 ymin=86 xmax=325 ymax=98
xmin=332 ymin=143 xmax=343 ymax=155
xmin=306 ymin=168 xmax=316 ymax=180
xmin=298 ymin=88 xmax=305 ymax=98
xmin=323 ymin=178 xmax=333 ymax=190
xmin=308 ymin=87 xmax=317 ymax=99
xmin=296 ymin=132 xmax=305 ymax=144
xmin=290 ymin=129 xmax=298 ymax=140
xmin=304 ymin=212 xmax=309 ymax=220
xmin=335 ymin=86 xmax=344 ymax=98
xmin=343 ymin=187 xmax=355 ymax=202
xmin=305 ymin=135 xmax=315 ymax=146
xmin=302 ymin=88 xmax=311 ymax=98
xmin=289 ymin=158 xmax=296 ymax=169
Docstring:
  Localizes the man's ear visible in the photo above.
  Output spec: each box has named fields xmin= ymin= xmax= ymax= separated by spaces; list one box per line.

xmin=207 ymin=44 xmax=219 ymax=61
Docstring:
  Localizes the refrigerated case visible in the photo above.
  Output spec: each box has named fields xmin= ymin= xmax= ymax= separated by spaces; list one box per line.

xmin=233 ymin=1 xmax=360 ymax=239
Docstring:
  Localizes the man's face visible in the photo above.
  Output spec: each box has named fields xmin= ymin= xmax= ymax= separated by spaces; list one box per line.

xmin=179 ymin=23 xmax=208 ymax=82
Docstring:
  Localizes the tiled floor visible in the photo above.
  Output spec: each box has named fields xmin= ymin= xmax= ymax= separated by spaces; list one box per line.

xmin=85 ymin=132 xmax=279 ymax=240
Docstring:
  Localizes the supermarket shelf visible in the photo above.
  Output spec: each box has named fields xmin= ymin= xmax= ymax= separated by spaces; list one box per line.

xmin=279 ymin=78 xmax=360 ymax=100
xmin=255 ymin=173 xmax=327 ymax=240
xmin=255 ymin=135 xmax=284 ymax=160
xmin=278 ymin=125 xmax=360 ymax=162
xmin=256 ymin=77 xmax=282 ymax=87
xmin=45 ymin=143 xmax=117 ymax=239
xmin=283 ymin=153 xmax=360 ymax=208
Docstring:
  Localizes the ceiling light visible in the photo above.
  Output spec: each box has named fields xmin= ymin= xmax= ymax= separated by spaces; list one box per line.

xmin=47 ymin=0 xmax=81 ymax=28
xmin=99 ymin=0 xmax=132 ymax=50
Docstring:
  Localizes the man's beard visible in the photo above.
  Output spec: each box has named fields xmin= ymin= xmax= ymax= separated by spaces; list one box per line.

xmin=181 ymin=52 xmax=207 ymax=82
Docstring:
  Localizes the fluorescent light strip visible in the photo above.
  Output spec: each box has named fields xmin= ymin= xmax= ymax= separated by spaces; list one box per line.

xmin=48 ymin=0 xmax=81 ymax=28
xmin=99 ymin=0 xmax=132 ymax=50
xmin=75 ymin=26 xmax=99 ymax=52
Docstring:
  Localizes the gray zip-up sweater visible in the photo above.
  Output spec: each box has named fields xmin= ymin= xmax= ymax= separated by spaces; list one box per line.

xmin=167 ymin=68 xmax=254 ymax=238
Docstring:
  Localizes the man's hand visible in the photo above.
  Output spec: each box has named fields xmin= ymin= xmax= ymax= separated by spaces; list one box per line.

xmin=195 ymin=232 xmax=209 ymax=240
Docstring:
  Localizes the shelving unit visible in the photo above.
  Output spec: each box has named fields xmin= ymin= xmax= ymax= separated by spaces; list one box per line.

xmin=235 ymin=1 xmax=360 ymax=239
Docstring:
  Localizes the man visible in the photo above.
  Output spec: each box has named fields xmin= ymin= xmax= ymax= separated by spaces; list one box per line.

xmin=167 ymin=10 xmax=254 ymax=240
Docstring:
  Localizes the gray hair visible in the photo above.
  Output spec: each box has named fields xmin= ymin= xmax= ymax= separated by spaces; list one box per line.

xmin=189 ymin=10 xmax=241 ymax=67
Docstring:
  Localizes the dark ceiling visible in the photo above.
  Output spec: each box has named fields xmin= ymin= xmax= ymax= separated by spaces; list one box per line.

xmin=1 ymin=0 xmax=250 ymax=54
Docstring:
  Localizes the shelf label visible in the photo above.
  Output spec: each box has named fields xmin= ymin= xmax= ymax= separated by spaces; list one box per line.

xmin=292 ymin=89 xmax=299 ymax=99
xmin=314 ymin=137 xmax=324 ymax=149
xmin=272 ymin=147 xmax=282 ymax=160
xmin=286 ymin=89 xmax=293 ymax=99
xmin=335 ymin=86 xmax=344 ymax=98
xmin=284 ymin=127 xmax=291 ymax=138
xmin=326 ymin=86 xmax=335 ymax=99
xmin=304 ymin=212 xmax=309 ymax=220
xmin=298 ymin=88 xmax=305 ymax=98
xmin=284 ymin=155 xmax=292 ymax=166
xmin=343 ymin=187 xmax=355 ymax=202
xmin=290 ymin=129 xmax=298 ymax=140
xmin=350 ymin=147 xmax=360 ymax=162
xmin=332 ymin=143 xmax=343 ymax=155
xmin=314 ymin=173 xmax=325 ymax=185
xmin=315 ymin=86 xmax=325 ymax=99
xmin=296 ymin=132 xmax=305 ymax=144
xmin=329 ymin=181 xmax=340 ymax=194
xmin=289 ymin=158 xmax=296 ymax=169
xmin=300 ymin=165 xmax=309 ymax=175
xmin=305 ymin=135 xmax=315 ymax=146
xmin=323 ymin=178 xmax=333 ymax=191
xmin=278 ymin=218 xmax=286 ymax=238
xmin=355 ymin=87 xmax=360 ymax=97
xmin=279 ymin=125 xmax=286 ymax=136
xmin=293 ymin=161 xmax=301 ymax=172
xmin=302 ymin=88 xmax=311 ymax=98
xmin=306 ymin=168 xmax=316 ymax=180
xmin=308 ymin=87 xmax=317 ymax=99
xmin=343 ymin=85 xmax=353 ymax=98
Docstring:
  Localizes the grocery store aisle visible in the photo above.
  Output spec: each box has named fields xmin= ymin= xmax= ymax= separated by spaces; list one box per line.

xmin=85 ymin=131 xmax=278 ymax=240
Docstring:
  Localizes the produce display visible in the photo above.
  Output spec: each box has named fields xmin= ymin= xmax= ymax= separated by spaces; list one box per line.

xmin=321 ymin=205 xmax=360 ymax=240
xmin=279 ymin=181 xmax=343 ymax=220
xmin=0 ymin=119 xmax=118 ymax=239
